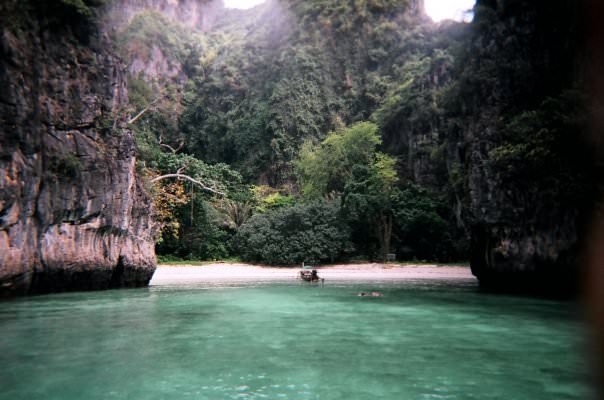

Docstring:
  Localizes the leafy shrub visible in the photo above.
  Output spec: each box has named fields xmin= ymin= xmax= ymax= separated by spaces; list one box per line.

xmin=233 ymin=200 xmax=351 ymax=265
xmin=156 ymin=254 xmax=185 ymax=264
xmin=115 ymin=10 xmax=195 ymax=64
xmin=251 ymin=185 xmax=297 ymax=213
xmin=296 ymin=121 xmax=383 ymax=198
xmin=156 ymin=199 xmax=232 ymax=261
xmin=489 ymin=91 xmax=587 ymax=183
xmin=392 ymin=184 xmax=455 ymax=261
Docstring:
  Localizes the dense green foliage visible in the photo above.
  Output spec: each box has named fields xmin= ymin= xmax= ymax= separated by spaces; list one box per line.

xmin=296 ymin=122 xmax=383 ymax=198
xmin=295 ymin=121 xmax=461 ymax=261
xmin=297 ymin=122 xmax=398 ymax=259
xmin=1 ymin=0 xmax=110 ymax=39
xmin=233 ymin=200 xmax=351 ymax=265
xmin=393 ymin=184 xmax=457 ymax=261
xmin=112 ymin=0 xmax=471 ymax=264
xmin=490 ymin=90 xmax=589 ymax=192
xmin=112 ymin=0 xmax=588 ymax=267
xmin=178 ymin=0 xmax=450 ymax=183
xmin=115 ymin=10 xmax=203 ymax=67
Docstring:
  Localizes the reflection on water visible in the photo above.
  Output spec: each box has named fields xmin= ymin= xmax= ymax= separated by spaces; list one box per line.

xmin=0 ymin=279 xmax=591 ymax=400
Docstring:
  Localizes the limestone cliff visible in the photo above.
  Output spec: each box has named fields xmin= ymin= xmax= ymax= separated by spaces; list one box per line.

xmin=452 ymin=0 xmax=593 ymax=294
xmin=106 ymin=0 xmax=223 ymax=82
xmin=377 ymin=0 xmax=593 ymax=293
xmin=106 ymin=0 xmax=223 ymax=32
xmin=0 ymin=1 xmax=157 ymax=295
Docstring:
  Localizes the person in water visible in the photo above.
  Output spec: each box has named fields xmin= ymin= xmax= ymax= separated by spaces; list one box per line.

xmin=357 ymin=292 xmax=383 ymax=297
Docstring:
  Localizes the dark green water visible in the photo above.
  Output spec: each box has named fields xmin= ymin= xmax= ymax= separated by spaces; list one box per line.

xmin=0 ymin=279 xmax=591 ymax=399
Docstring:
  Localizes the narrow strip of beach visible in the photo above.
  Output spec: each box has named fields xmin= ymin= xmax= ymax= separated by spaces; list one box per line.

xmin=150 ymin=263 xmax=475 ymax=286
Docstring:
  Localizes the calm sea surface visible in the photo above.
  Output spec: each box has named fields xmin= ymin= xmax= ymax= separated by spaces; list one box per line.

xmin=0 ymin=278 xmax=591 ymax=399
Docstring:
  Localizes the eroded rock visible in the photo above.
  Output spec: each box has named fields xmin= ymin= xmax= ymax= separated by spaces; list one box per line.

xmin=0 ymin=2 xmax=157 ymax=295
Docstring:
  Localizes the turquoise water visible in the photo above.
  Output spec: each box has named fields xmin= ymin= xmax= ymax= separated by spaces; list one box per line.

xmin=0 ymin=279 xmax=591 ymax=400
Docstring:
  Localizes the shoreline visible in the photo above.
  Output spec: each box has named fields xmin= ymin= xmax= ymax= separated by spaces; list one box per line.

xmin=150 ymin=262 xmax=476 ymax=286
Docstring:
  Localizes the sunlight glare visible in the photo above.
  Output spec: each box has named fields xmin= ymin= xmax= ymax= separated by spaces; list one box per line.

xmin=223 ymin=0 xmax=266 ymax=10
xmin=424 ymin=0 xmax=475 ymax=23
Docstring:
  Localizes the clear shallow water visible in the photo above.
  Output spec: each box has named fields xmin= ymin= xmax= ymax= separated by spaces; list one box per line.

xmin=0 ymin=279 xmax=591 ymax=400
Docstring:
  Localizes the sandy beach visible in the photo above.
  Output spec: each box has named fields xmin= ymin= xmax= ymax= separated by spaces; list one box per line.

xmin=150 ymin=263 xmax=476 ymax=286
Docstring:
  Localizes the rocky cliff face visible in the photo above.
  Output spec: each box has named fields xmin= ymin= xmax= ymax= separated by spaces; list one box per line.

xmin=106 ymin=0 xmax=223 ymax=32
xmin=0 ymin=2 xmax=157 ymax=295
xmin=453 ymin=0 xmax=592 ymax=294
xmin=106 ymin=0 xmax=223 ymax=83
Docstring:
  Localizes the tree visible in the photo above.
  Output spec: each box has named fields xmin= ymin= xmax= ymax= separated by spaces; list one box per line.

xmin=343 ymin=153 xmax=398 ymax=260
xmin=392 ymin=183 xmax=450 ymax=260
xmin=233 ymin=200 xmax=351 ymax=265
xmin=295 ymin=121 xmax=399 ymax=260
xmin=296 ymin=121 xmax=382 ymax=198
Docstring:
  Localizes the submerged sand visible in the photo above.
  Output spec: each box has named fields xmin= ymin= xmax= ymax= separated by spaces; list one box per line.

xmin=150 ymin=263 xmax=475 ymax=286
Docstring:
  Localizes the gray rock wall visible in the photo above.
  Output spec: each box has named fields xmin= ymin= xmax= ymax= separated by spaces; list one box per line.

xmin=0 ymin=3 xmax=157 ymax=295
xmin=459 ymin=0 xmax=590 ymax=294
xmin=105 ymin=0 xmax=223 ymax=32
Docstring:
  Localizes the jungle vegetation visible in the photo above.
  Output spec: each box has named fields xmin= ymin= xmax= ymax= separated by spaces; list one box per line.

xmin=113 ymin=0 xmax=587 ymax=265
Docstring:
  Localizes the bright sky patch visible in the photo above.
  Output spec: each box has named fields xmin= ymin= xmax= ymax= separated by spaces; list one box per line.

xmin=223 ymin=0 xmax=266 ymax=10
xmin=424 ymin=0 xmax=475 ymax=22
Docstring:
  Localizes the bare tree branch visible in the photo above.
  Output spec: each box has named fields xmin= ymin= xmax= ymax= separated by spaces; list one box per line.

xmin=158 ymin=135 xmax=185 ymax=154
xmin=128 ymin=106 xmax=151 ymax=125
xmin=151 ymin=174 xmax=225 ymax=196
xmin=128 ymin=98 xmax=161 ymax=125
xmin=176 ymin=161 xmax=190 ymax=175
